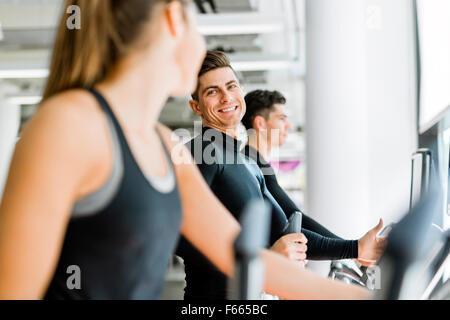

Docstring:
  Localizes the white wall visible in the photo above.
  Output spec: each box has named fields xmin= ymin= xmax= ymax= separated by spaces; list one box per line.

xmin=0 ymin=83 xmax=20 ymax=200
xmin=304 ymin=0 xmax=418 ymax=274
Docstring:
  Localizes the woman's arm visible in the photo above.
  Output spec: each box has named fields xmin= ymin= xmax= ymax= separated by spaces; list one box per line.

xmin=261 ymin=250 xmax=370 ymax=299
xmin=0 ymin=91 xmax=113 ymax=299
xmin=158 ymin=125 xmax=371 ymax=300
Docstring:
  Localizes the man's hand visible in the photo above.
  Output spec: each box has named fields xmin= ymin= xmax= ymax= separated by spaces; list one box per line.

xmin=357 ymin=218 xmax=388 ymax=266
xmin=270 ymin=233 xmax=308 ymax=267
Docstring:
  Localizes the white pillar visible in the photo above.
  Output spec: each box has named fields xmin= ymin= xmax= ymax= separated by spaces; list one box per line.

xmin=305 ymin=0 xmax=417 ymax=274
xmin=0 ymin=83 xmax=20 ymax=200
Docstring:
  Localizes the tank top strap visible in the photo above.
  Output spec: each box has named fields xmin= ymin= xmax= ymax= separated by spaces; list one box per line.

xmin=88 ymin=87 xmax=172 ymax=164
xmin=154 ymin=127 xmax=176 ymax=170
xmin=87 ymin=88 xmax=128 ymax=142
xmin=87 ymin=87 xmax=176 ymax=194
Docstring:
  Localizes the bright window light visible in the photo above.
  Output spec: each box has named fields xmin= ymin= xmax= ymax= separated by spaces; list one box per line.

xmin=418 ymin=0 xmax=450 ymax=130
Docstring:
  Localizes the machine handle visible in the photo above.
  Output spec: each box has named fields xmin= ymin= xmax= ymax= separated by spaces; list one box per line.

xmin=283 ymin=211 xmax=303 ymax=235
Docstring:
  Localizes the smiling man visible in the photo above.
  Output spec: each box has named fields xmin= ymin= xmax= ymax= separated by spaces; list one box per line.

xmin=175 ymin=51 xmax=385 ymax=300
xmin=190 ymin=53 xmax=244 ymax=137
xmin=175 ymin=51 xmax=308 ymax=300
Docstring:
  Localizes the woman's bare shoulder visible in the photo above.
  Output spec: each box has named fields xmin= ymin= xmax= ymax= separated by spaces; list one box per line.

xmin=36 ymin=89 xmax=105 ymax=128
xmin=18 ymin=89 xmax=113 ymax=187
xmin=25 ymin=89 xmax=114 ymax=151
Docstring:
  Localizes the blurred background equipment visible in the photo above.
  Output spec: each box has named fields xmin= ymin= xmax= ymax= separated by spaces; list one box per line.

xmin=194 ymin=0 xmax=218 ymax=14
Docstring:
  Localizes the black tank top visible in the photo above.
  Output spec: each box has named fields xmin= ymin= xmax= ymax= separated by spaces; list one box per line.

xmin=44 ymin=88 xmax=182 ymax=300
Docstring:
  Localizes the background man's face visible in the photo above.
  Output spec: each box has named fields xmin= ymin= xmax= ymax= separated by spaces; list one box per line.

xmin=264 ymin=104 xmax=291 ymax=147
xmin=195 ymin=67 xmax=246 ymax=130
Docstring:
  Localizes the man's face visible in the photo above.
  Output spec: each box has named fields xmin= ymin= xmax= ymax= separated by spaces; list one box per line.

xmin=190 ymin=67 xmax=246 ymax=131
xmin=264 ymin=104 xmax=291 ymax=147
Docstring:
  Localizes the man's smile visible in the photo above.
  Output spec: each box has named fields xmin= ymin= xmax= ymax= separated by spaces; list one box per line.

xmin=218 ymin=105 xmax=239 ymax=113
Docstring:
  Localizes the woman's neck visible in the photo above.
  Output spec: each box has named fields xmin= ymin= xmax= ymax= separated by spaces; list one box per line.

xmin=96 ymin=49 xmax=175 ymax=136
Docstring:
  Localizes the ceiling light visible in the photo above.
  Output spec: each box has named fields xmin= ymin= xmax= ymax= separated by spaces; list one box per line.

xmin=7 ymin=95 xmax=42 ymax=106
xmin=0 ymin=69 xmax=49 ymax=79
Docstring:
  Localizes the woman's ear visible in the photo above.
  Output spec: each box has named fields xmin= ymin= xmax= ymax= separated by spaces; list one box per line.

xmin=164 ymin=1 xmax=186 ymax=38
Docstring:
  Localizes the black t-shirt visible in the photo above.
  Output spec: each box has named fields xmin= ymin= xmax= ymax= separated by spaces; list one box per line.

xmin=176 ymin=128 xmax=358 ymax=300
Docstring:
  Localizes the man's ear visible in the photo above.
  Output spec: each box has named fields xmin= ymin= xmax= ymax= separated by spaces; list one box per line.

xmin=253 ymin=115 xmax=266 ymax=131
xmin=189 ymin=99 xmax=202 ymax=117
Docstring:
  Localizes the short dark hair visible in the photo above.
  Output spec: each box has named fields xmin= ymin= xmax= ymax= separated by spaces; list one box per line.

xmin=191 ymin=50 xmax=237 ymax=100
xmin=242 ymin=90 xmax=287 ymax=130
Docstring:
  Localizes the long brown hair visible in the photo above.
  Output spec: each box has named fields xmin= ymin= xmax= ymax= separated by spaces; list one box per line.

xmin=42 ymin=0 xmax=188 ymax=101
